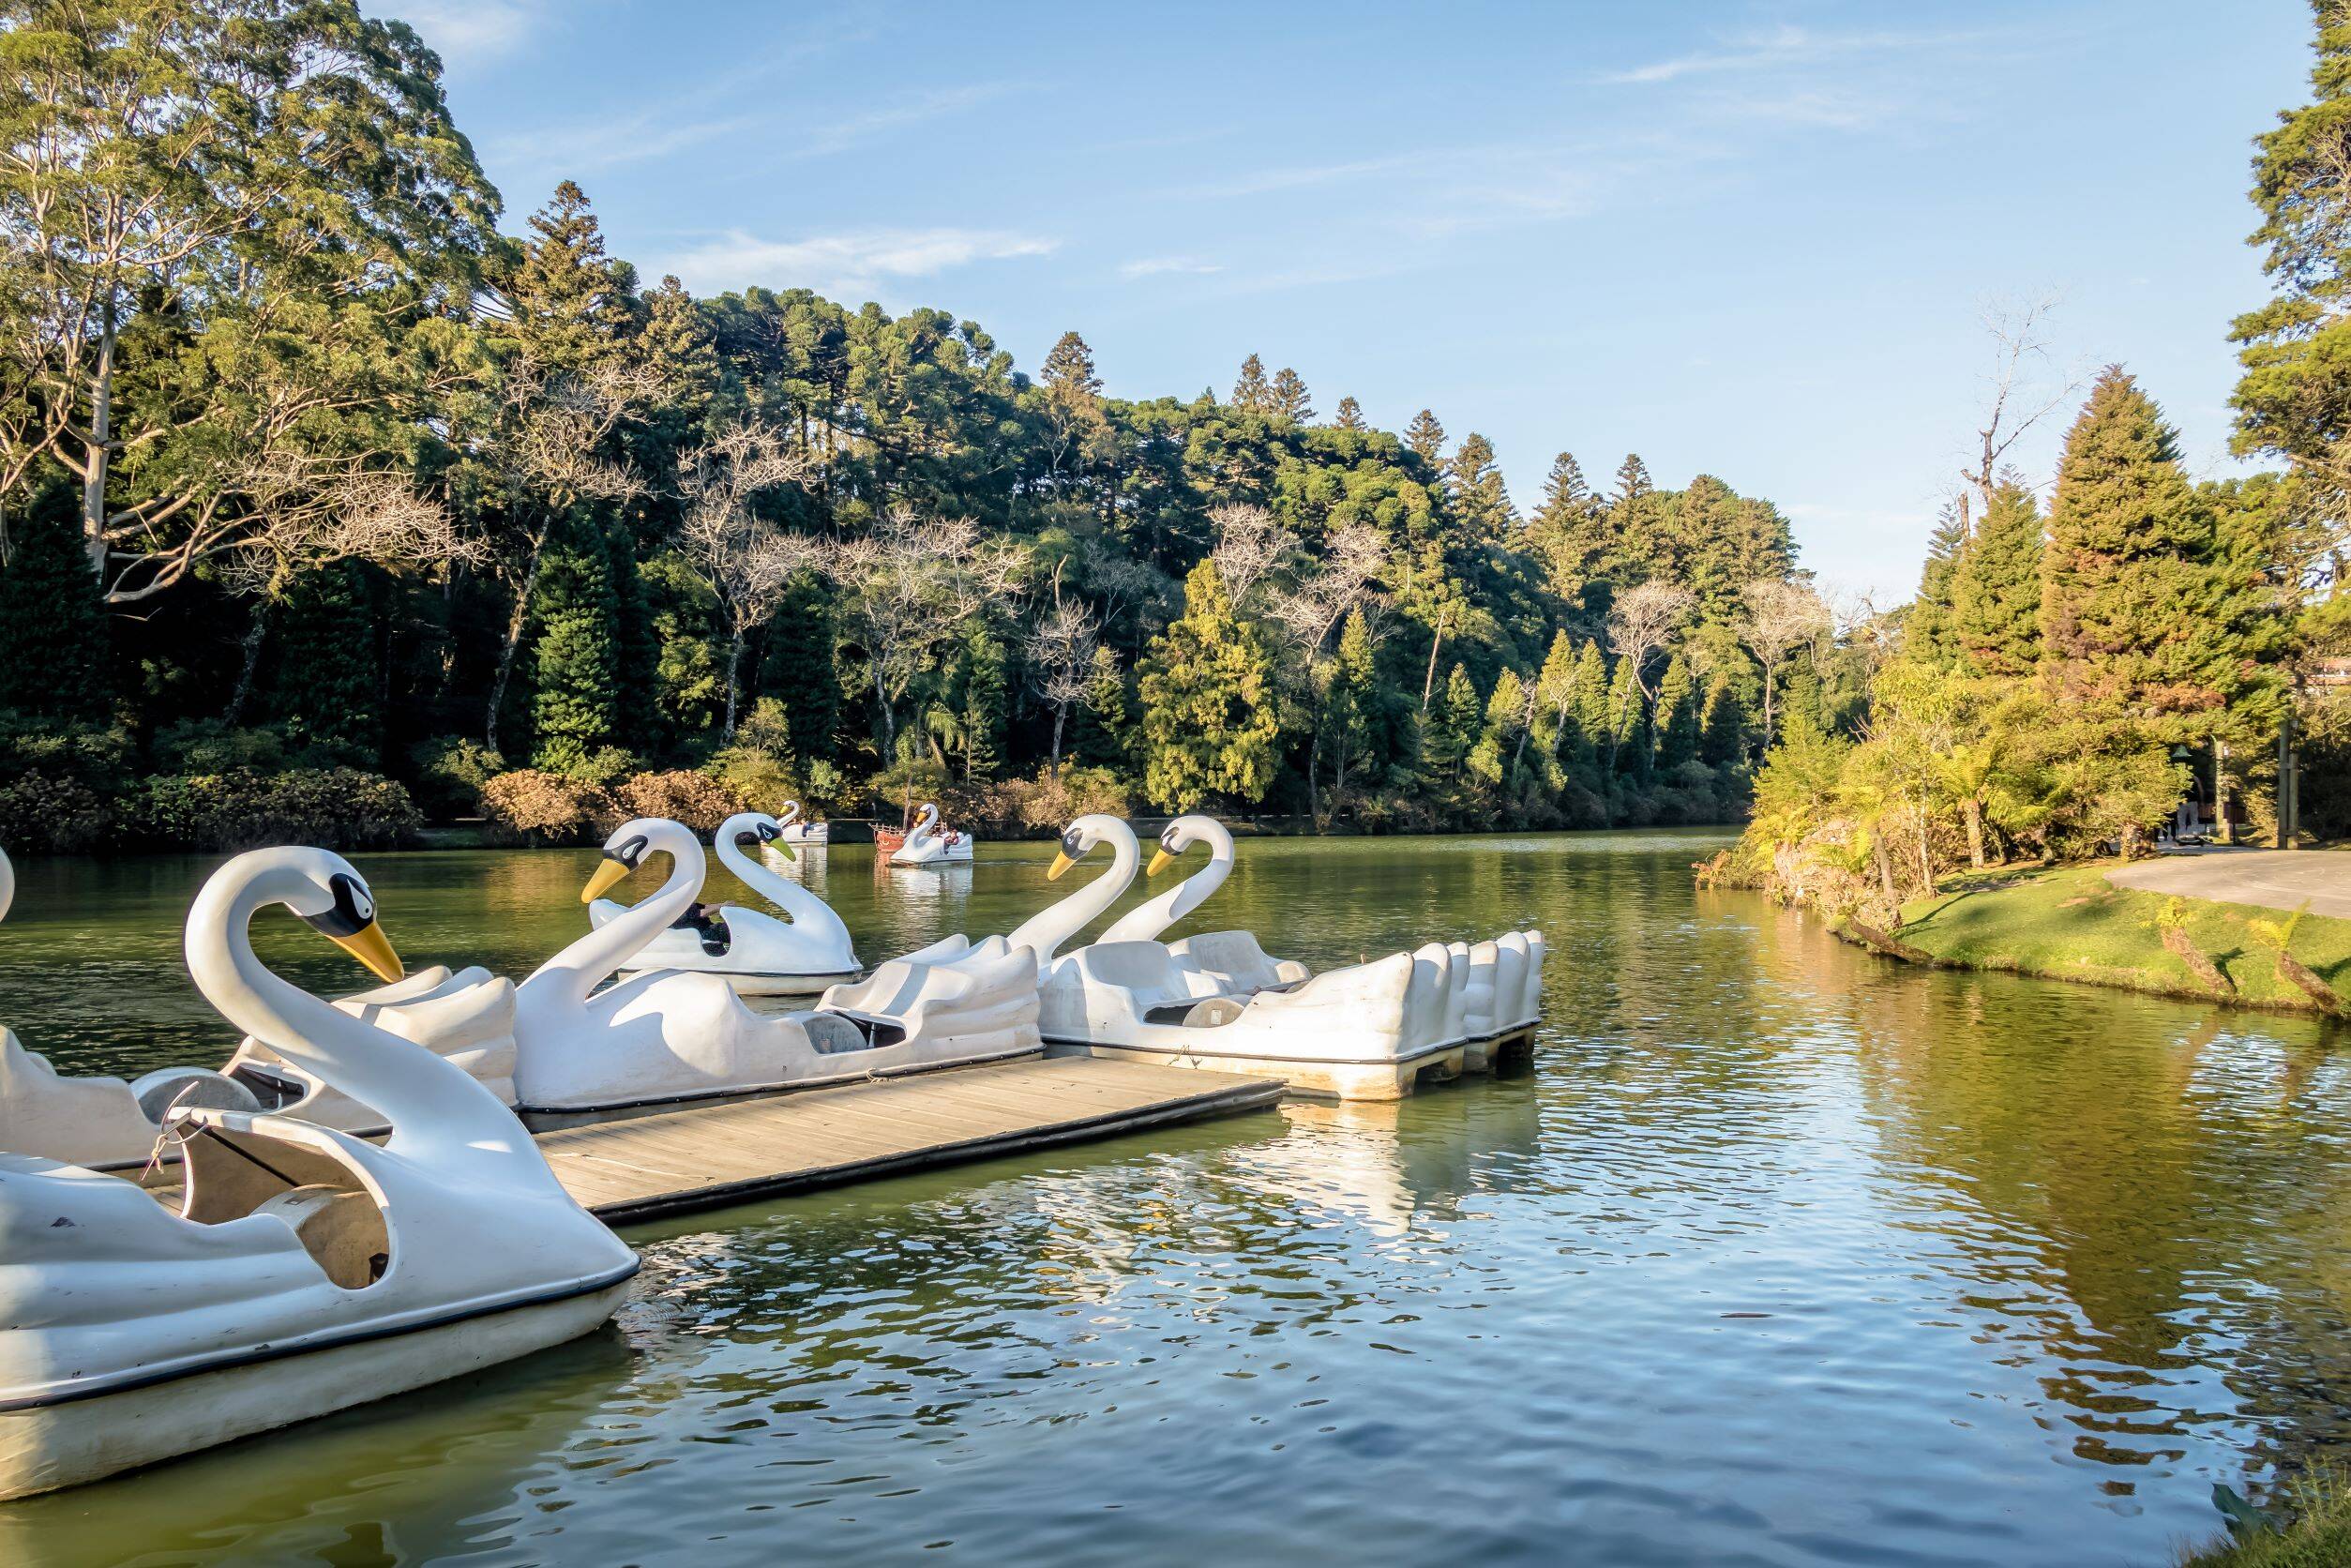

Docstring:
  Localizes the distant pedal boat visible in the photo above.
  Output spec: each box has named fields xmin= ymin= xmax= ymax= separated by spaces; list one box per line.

xmin=591 ymin=811 xmax=860 ymax=995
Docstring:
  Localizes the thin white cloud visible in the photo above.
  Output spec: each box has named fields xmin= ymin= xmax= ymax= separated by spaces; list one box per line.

xmin=377 ymin=0 xmax=550 ymax=69
xmin=1603 ymin=23 xmax=1986 ymax=86
xmin=1120 ymin=257 xmax=1223 ymax=278
xmin=657 ymin=228 xmax=1059 ymax=301
xmin=485 ymin=112 xmax=757 ymax=180
xmin=796 ymin=83 xmax=1024 ymax=158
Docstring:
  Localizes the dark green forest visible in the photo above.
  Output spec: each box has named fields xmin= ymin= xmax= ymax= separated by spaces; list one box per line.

xmin=0 ymin=2 xmax=1837 ymax=851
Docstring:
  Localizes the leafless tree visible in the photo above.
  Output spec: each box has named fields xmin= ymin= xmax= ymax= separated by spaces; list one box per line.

xmin=1605 ymin=580 xmax=1695 ymax=701
xmin=1208 ymin=502 xmax=1298 ymax=609
xmin=215 ymin=468 xmax=487 ymax=720
xmin=1026 ymin=562 xmax=1102 ymax=770
xmin=675 ymin=421 xmax=818 ymax=737
xmin=1737 ymin=577 xmax=1831 ymax=748
xmin=824 ymin=506 xmax=1024 ymax=757
xmin=1967 ymin=293 xmax=2076 ymax=518
xmin=471 ymin=358 xmax=663 ymax=750
xmin=1262 ymin=520 xmax=1387 ymax=658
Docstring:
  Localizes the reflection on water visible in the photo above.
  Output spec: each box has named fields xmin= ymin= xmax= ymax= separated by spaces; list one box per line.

xmin=2 ymin=831 xmax=2346 ymax=1565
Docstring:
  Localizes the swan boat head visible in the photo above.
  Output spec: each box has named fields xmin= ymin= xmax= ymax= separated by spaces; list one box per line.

xmin=724 ymin=810 xmax=793 ymax=862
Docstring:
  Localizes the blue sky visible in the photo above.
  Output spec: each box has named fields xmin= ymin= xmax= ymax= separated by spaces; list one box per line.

xmin=375 ymin=0 xmax=2316 ymax=600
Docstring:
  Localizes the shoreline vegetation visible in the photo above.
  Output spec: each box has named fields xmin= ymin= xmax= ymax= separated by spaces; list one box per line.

xmin=1 ymin=3 xmax=1827 ymax=857
xmin=2176 ymin=1468 xmax=2351 ymax=1567
xmin=1801 ymin=861 xmax=2351 ymax=1018
xmin=1700 ymin=12 xmax=2351 ymax=992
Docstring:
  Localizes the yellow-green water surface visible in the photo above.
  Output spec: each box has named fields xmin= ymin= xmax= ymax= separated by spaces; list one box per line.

xmin=2 ymin=830 xmax=2345 ymax=1566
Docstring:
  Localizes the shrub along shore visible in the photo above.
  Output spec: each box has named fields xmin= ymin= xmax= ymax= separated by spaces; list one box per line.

xmin=1816 ymin=862 xmax=2351 ymax=1018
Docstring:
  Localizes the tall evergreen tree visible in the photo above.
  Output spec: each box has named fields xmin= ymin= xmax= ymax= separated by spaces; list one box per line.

xmin=268 ymin=562 xmax=382 ymax=761
xmin=1906 ymin=500 xmax=1970 ymax=671
xmin=1138 ymin=560 xmax=1279 ymax=808
xmin=1574 ymin=641 xmax=1613 ymax=776
xmin=1334 ymin=396 xmax=1368 ymax=431
xmin=1471 ymin=665 xmax=1527 ymax=783
xmin=0 ymin=478 xmax=107 ymax=717
xmin=1427 ymin=663 xmax=1480 ymax=779
xmin=1612 ymin=454 xmax=1653 ymax=506
xmin=505 ymin=181 xmax=640 ymax=371
xmin=1404 ymin=408 xmax=1447 ymax=463
xmin=1325 ymin=609 xmax=1379 ymax=798
xmin=1654 ymin=651 xmax=1699 ymax=769
xmin=1269 ymin=366 xmax=1314 ymax=423
xmin=1949 ymin=479 xmax=2044 ymax=679
xmin=2042 ymin=368 xmax=2265 ymax=741
xmin=1230 ymin=354 xmax=1273 ymax=412
xmin=1448 ymin=433 xmax=1516 ymax=543
xmin=527 ymin=514 xmax=625 ymax=772
xmin=1605 ymin=656 xmax=1645 ymax=779
xmin=1041 ymin=331 xmax=1103 ymax=401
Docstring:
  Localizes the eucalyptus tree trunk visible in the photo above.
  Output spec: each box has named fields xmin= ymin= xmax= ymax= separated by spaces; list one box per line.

xmin=82 ymin=296 xmax=117 ymax=579
xmin=483 ymin=519 xmax=553 ymax=751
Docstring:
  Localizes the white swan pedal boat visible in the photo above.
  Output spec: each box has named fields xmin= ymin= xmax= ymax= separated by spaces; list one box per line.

xmin=0 ymin=853 xmax=518 ymax=1172
xmin=1030 ymin=815 xmax=1545 ymax=1100
xmin=591 ymin=811 xmax=859 ymax=995
xmin=0 ymin=847 xmax=636 ymax=1500
xmin=509 ymin=818 xmax=1038 ymax=1126
xmin=887 ymin=802 xmax=974 ymax=866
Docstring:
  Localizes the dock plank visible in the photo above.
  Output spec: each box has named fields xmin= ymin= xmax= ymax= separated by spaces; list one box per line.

xmin=537 ymin=1055 xmax=1282 ymax=1224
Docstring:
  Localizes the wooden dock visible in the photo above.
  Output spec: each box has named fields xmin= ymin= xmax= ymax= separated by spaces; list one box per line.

xmin=535 ymin=1055 xmax=1283 ymax=1224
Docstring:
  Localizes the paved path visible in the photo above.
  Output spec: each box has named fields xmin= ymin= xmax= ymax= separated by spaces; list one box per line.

xmin=2107 ymin=850 xmax=2351 ymax=917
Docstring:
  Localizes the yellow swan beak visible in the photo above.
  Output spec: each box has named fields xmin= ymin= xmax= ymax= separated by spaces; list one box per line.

xmin=1047 ymin=851 xmax=1075 ymax=882
xmin=581 ymin=857 xmax=634 ymax=904
xmin=772 ymin=838 xmax=798 ymax=863
xmin=1146 ymin=849 xmax=1174 ymax=878
xmin=330 ymin=920 xmax=404 ymax=985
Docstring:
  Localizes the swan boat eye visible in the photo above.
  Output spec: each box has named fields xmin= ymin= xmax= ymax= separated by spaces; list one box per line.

xmin=755 ymin=822 xmax=781 ymax=843
xmin=301 ymin=872 xmax=375 ymax=939
xmin=608 ymin=835 xmax=649 ymax=869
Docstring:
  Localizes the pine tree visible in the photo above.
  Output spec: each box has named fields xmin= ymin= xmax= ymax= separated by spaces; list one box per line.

xmin=1531 ymin=629 xmax=1579 ymax=758
xmin=761 ymin=575 xmax=839 ymax=761
xmin=1470 ymin=666 xmax=1526 ymax=783
xmin=505 ymin=181 xmax=640 ymax=371
xmin=268 ymin=562 xmax=382 ymax=761
xmin=1528 ymin=451 xmax=1605 ymax=605
xmin=1698 ymin=673 xmax=1746 ymax=767
xmin=1041 ymin=330 xmax=1103 ymax=402
xmin=2233 ymin=3 xmax=2351 ymax=514
xmin=527 ymin=513 xmax=625 ymax=773
xmin=957 ymin=621 xmax=1009 ymax=779
xmin=1326 ymin=609 xmax=1379 ymax=797
xmin=1334 ymin=396 xmax=1368 ymax=432
xmin=1613 ymin=453 xmax=1652 ymax=506
xmin=1605 ymin=655 xmax=1645 ymax=779
xmin=1138 ymin=560 xmax=1279 ymax=808
xmin=1074 ymin=642 xmax=1132 ymax=769
xmin=638 ymin=275 xmax=716 ymax=421
xmin=1905 ymin=500 xmax=1970 ymax=671
xmin=1448 ymin=433 xmax=1516 ymax=543
xmin=1424 ymin=663 xmax=1480 ymax=778
xmin=0 ymin=477 xmax=107 ymax=717
xmin=1949 ymin=478 xmax=2043 ymax=679
xmin=2042 ymin=368 xmax=2267 ymax=742
xmin=1404 ymin=408 xmax=1447 ymax=463
xmin=607 ymin=525 xmax=661 ymax=750
xmin=1230 ymin=354 xmax=1273 ymax=412
xmin=1654 ymin=651 xmax=1698 ymax=770
xmin=1269 ymin=366 xmax=1314 ymax=423
xmin=1574 ymin=641 xmax=1613 ymax=775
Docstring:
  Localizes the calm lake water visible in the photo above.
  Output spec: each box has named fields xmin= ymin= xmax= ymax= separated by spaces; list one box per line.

xmin=2 ymin=830 xmax=2346 ymax=1567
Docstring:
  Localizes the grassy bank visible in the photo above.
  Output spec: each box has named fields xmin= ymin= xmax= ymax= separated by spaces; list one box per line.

xmin=1889 ymin=864 xmax=2351 ymax=1014
xmin=2176 ymin=1470 xmax=2351 ymax=1565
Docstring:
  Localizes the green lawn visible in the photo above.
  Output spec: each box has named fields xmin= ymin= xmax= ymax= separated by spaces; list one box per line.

xmin=1894 ymin=863 xmax=2351 ymax=1013
xmin=2175 ymin=1472 xmax=2351 ymax=1566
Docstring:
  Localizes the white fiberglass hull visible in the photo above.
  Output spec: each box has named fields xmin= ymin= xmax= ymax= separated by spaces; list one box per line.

xmin=0 ymin=1276 xmax=632 ymax=1501
xmin=612 ymin=966 xmax=861 ymax=998
xmin=1044 ymin=1035 xmax=1479 ymax=1102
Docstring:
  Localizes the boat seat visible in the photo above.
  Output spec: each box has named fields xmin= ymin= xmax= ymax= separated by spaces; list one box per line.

xmin=252 ymin=1183 xmax=389 ymax=1290
xmin=130 ymin=1066 xmax=260 ymax=1123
